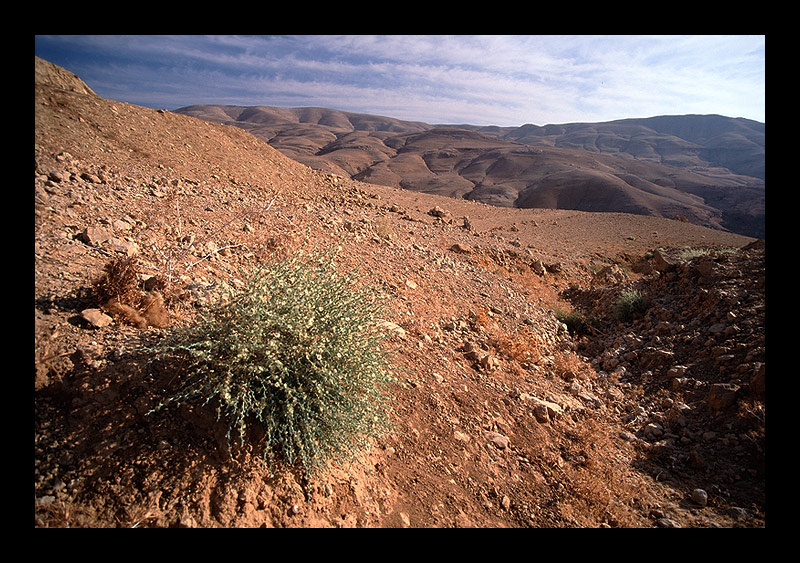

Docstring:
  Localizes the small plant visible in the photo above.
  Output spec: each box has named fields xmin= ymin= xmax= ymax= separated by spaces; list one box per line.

xmin=613 ymin=288 xmax=648 ymax=321
xmin=92 ymin=257 xmax=170 ymax=328
xmin=678 ymin=246 xmax=738 ymax=260
xmin=147 ymin=194 xmax=276 ymax=288
xmin=146 ymin=249 xmax=397 ymax=479
xmin=493 ymin=326 xmax=541 ymax=363
xmin=555 ymin=308 xmax=598 ymax=335
xmin=677 ymin=247 xmax=711 ymax=260
xmin=552 ymin=350 xmax=595 ymax=381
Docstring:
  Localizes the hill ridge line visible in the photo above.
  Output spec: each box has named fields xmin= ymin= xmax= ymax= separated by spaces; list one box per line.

xmin=174 ymin=103 xmax=764 ymax=239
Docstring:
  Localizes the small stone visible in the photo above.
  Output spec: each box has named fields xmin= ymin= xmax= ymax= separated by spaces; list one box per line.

xmin=464 ymin=349 xmax=482 ymax=362
xmin=577 ymin=391 xmax=604 ymax=408
xmin=652 ymin=249 xmax=678 ymax=272
xmin=532 ymin=403 xmax=550 ymax=423
xmin=37 ymin=495 xmax=56 ymax=507
xmin=689 ymin=449 xmax=707 ymax=469
xmin=110 ymin=237 xmax=139 ymax=257
xmin=666 ymin=365 xmax=688 ymax=378
xmin=428 ymin=206 xmax=451 ymax=219
xmin=79 ymin=225 xmax=112 ymax=247
xmin=750 ymin=363 xmax=765 ymax=399
xmin=80 ymin=171 xmax=102 ymax=184
xmin=48 ymin=170 xmax=70 ymax=183
xmin=453 ymin=430 xmax=471 ymax=443
xmin=378 ymin=320 xmax=407 ymax=339
xmin=176 ymin=516 xmax=197 ymax=528
xmin=708 ymin=383 xmax=740 ymax=412
xmin=644 ymin=423 xmax=664 ymax=441
xmin=112 ymin=219 xmax=132 ymax=231
xmin=708 ymin=323 xmax=727 ymax=335
xmin=480 ymin=354 xmax=500 ymax=371
xmin=485 ymin=431 xmax=509 ymax=450
xmin=526 ymin=396 xmax=563 ymax=421
xmin=81 ymin=308 xmax=113 ymax=328
xmin=691 ymin=488 xmax=708 ymax=507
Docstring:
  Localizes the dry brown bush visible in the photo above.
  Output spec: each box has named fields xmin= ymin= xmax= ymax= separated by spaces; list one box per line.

xmin=468 ymin=307 xmax=542 ymax=364
xmin=557 ymin=418 xmax=647 ymax=528
xmin=92 ymin=257 xmax=170 ymax=328
xmin=493 ymin=326 xmax=541 ymax=363
xmin=552 ymin=350 xmax=595 ymax=380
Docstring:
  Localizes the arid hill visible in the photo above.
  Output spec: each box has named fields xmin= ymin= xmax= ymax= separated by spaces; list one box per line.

xmin=35 ymin=57 xmax=764 ymax=528
xmin=175 ymin=104 xmax=765 ymax=239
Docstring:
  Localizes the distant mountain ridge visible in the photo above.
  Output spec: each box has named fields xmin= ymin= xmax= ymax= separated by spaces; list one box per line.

xmin=174 ymin=104 xmax=765 ymax=238
xmin=463 ymin=114 xmax=765 ymax=181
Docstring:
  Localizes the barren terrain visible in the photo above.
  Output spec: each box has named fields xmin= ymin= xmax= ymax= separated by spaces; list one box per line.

xmin=175 ymin=104 xmax=765 ymax=239
xmin=35 ymin=57 xmax=765 ymax=528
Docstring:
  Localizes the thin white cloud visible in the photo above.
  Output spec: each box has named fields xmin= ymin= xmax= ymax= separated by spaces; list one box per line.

xmin=35 ymin=35 xmax=765 ymax=125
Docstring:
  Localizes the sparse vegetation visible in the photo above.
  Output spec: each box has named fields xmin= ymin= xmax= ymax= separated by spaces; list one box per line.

xmin=552 ymin=350 xmax=595 ymax=381
xmin=494 ymin=326 xmax=541 ymax=363
xmin=146 ymin=249 xmax=397 ymax=478
xmin=677 ymin=246 xmax=738 ymax=260
xmin=148 ymin=194 xmax=276 ymax=288
xmin=613 ymin=288 xmax=648 ymax=321
xmin=34 ymin=57 xmax=766 ymax=528
xmin=92 ymin=257 xmax=170 ymax=328
xmin=555 ymin=308 xmax=599 ymax=335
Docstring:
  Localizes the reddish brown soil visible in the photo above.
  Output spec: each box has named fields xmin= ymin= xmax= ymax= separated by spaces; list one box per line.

xmin=34 ymin=58 xmax=764 ymax=528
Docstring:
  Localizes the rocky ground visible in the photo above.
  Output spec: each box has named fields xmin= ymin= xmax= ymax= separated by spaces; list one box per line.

xmin=34 ymin=58 xmax=765 ymax=528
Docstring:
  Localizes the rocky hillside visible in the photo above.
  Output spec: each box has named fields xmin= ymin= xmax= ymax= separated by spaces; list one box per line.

xmin=175 ymin=104 xmax=765 ymax=239
xmin=35 ymin=57 xmax=765 ymax=528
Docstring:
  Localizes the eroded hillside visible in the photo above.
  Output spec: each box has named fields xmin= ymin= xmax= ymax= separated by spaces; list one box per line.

xmin=35 ymin=57 xmax=764 ymax=528
xmin=174 ymin=104 xmax=765 ymax=238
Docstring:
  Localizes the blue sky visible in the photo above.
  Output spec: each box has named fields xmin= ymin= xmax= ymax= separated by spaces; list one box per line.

xmin=34 ymin=35 xmax=765 ymax=126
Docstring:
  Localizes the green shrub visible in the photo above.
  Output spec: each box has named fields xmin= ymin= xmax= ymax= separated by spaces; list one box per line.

xmin=147 ymin=249 xmax=397 ymax=478
xmin=613 ymin=289 xmax=648 ymax=321
xmin=677 ymin=247 xmax=711 ymax=260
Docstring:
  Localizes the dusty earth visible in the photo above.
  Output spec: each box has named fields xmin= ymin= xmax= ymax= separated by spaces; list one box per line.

xmin=34 ymin=58 xmax=765 ymax=528
xmin=175 ymin=104 xmax=766 ymax=239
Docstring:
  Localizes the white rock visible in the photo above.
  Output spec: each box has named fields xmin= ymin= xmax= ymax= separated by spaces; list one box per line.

xmin=81 ymin=308 xmax=113 ymax=328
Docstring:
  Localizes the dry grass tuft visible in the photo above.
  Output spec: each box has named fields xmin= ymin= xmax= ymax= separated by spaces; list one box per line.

xmin=493 ymin=326 xmax=541 ymax=363
xmin=468 ymin=307 xmax=541 ymax=364
xmin=552 ymin=350 xmax=595 ymax=381
xmin=92 ymin=257 xmax=171 ymax=328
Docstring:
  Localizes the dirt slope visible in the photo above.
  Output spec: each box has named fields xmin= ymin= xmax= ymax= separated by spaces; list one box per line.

xmin=174 ymin=104 xmax=765 ymax=238
xmin=34 ymin=57 xmax=765 ymax=528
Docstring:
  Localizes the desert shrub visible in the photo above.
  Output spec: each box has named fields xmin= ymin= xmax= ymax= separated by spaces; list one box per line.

xmin=552 ymin=350 xmax=595 ymax=381
xmin=555 ymin=308 xmax=598 ymax=335
xmin=678 ymin=246 xmax=738 ymax=260
xmin=146 ymin=249 xmax=397 ymax=478
xmin=493 ymin=326 xmax=541 ymax=363
xmin=92 ymin=257 xmax=170 ymax=328
xmin=613 ymin=289 xmax=648 ymax=321
xmin=677 ymin=247 xmax=711 ymax=260
xmin=93 ymin=256 xmax=142 ymax=305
